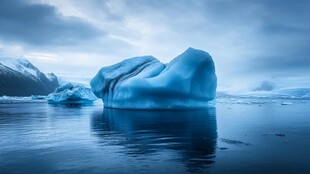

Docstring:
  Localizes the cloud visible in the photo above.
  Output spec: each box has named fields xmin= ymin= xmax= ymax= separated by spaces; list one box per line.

xmin=0 ymin=0 xmax=101 ymax=46
xmin=1 ymin=0 xmax=310 ymax=89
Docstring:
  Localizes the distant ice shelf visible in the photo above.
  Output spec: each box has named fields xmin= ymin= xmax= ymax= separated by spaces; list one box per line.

xmin=91 ymin=47 xmax=217 ymax=109
xmin=219 ymin=87 xmax=310 ymax=100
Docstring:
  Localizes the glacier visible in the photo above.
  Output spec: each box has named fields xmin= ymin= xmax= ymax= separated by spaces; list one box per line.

xmin=47 ymin=83 xmax=97 ymax=104
xmin=91 ymin=47 xmax=217 ymax=109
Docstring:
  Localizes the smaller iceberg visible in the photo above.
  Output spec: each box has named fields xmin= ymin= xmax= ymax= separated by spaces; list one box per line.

xmin=47 ymin=83 xmax=97 ymax=104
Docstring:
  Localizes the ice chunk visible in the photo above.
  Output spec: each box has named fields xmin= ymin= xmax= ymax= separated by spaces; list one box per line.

xmin=0 ymin=96 xmax=34 ymax=103
xmin=47 ymin=83 xmax=97 ymax=104
xmin=281 ymin=101 xmax=293 ymax=105
xmin=31 ymin=95 xmax=47 ymax=100
xmin=91 ymin=47 xmax=217 ymax=109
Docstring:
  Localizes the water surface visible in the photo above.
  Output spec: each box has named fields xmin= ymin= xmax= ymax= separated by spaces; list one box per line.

xmin=0 ymin=99 xmax=309 ymax=173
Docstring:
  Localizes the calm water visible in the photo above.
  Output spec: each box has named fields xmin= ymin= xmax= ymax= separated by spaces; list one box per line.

xmin=0 ymin=100 xmax=309 ymax=174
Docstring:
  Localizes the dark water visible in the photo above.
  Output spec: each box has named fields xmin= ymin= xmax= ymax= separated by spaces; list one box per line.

xmin=0 ymin=100 xmax=309 ymax=174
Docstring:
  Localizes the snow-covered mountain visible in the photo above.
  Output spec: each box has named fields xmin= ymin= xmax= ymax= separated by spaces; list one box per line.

xmin=0 ymin=57 xmax=59 ymax=96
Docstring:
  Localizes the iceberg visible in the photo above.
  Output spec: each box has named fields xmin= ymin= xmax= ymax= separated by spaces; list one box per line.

xmin=91 ymin=47 xmax=217 ymax=109
xmin=47 ymin=83 xmax=97 ymax=104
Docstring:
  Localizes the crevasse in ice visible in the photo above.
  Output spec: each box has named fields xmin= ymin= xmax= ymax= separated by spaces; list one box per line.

xmin=91 ymin=47 xmax=217 ymax=109
xmin=47 ymin=83 xmax=97 ymax=104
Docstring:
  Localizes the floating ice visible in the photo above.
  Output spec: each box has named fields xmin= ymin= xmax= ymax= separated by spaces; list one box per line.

xmin=281 ymin=101 xmax=293 ymax=105
xmin=91 ymin=48 xmax=217 ymax=109
xmin=47 ymin=83 xmax=97 ymax=104
xmin=31 ymin=95 xmax=47 ymax=100
xmin=0 ymin=96 xmax=31 ymax=101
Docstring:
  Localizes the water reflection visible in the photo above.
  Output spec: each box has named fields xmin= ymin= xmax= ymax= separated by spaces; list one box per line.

xmin=91 ymin=108 xmax=217 ymax=173
xmin=48 ymin=103 xmax=95 ymax=108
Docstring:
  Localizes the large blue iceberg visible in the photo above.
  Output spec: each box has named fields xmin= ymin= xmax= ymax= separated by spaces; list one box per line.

xmin=91 ymin=48 xmax=217 ymax=109
xmin=47 ymin=83 xmax=97 ymax=104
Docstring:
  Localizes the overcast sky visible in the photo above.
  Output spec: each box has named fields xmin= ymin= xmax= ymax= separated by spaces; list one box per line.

xmin=0 ymin=0 xmax=309 ymax=90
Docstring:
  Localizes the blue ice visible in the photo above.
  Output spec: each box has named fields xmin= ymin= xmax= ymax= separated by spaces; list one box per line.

xmin=47 ymin=83 xmax=97 ymax=104
xmin=91 ymin=48 xmax=217 ymax=109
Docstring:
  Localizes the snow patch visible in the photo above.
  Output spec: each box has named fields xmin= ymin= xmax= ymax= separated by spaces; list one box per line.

xmin=0 ymin=57 xmax=39 ymax=79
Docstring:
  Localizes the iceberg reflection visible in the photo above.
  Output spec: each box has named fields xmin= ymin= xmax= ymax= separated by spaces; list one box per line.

xmin=91 ymin=108 xmax=217 ymax=172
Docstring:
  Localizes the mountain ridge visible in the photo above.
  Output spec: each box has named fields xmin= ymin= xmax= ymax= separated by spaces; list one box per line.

xmin=0 ymin=57 xmax=59 ymax=96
